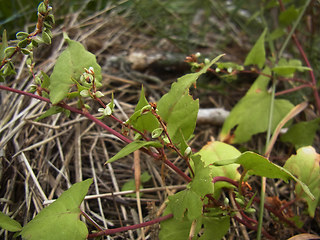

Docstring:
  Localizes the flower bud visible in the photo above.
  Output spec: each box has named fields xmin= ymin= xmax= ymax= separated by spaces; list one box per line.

xmin=235 ymin=197 xmax=245 ymax=206
xmin=152 ymin=128 xmax=163 ymax=138
xmin=35 ymin=76 xmax=42 ymax=85
xmin=80 ymin=90 xmax=89 ymax=97
xmin=94 ymin=91 xmax=104 ymax=98
xmin=184 ymin=146 xmax=192 ymax=157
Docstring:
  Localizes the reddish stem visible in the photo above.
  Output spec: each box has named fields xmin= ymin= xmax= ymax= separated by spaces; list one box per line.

xmin=233 ymin=215 xmax=275 ymax=240
xmin=291 ymin=34 xmax=320 ymax=114
xmin=212 ymin=176 xmax=239 ymax=188
xmin=87 ymin=213 xmax=173 ymax=238
xmin=275 ymin=84 xmax=312 ymax=96
xmin=253 ymin=197 xmax=306 ymax=233
xmin=164 ymin=159 xmax=191 ymax=182
xmin=278 ymin=0 xmax=320 ymax=114
xmin=0 ymin=85 xmax=191 ymax=182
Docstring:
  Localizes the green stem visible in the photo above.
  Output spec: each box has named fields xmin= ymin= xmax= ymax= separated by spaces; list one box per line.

xmin=278 ymin=0 xmax=311 ymax=58
xmin=257 ymin=75 xmax=276 ymax=240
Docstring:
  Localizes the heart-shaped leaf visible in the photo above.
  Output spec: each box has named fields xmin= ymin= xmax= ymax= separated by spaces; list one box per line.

xmin=220 ymin=67 xmax=294 ymax=143
xmin=284 ymin=146 xmax=320 ymax=217
xmin=195 ymin=141 xmax=241 ymax=197
xmin=20 ymin=179 xmax=92 ymax=240
xmin=280 ymin=118 xmax=320 ymax=149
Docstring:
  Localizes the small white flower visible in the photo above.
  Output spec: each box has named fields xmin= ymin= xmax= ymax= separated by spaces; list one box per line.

xmin=88 ymin=67 xmax=94 ymax=74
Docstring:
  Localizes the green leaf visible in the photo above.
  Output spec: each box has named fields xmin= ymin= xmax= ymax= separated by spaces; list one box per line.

xmin=35 ymin=106 xmax=64 ymax=121
xmin=16 ymin=31 xmax=29 ymax=40
xmin=272 ymin=58 xmax=311 ymax=77
xmin=41 ymin=31 xmax=51 ymax=45
xmin=214 ymin=151 xmax=315 ymax=200
xmin=0 ymin=211 xmax=22 ymax=232
xmin=20 ymin=179 xmax=92 ymax=240
xmin=121 ymin=180 xmax=140 ymax=197
xmin=279 ymin=5 xmax=299 ymax=27
xmin=220 ymin=67 xmax=294 ymax=143
xmin=4 ymin=47 xmax=16 ymax=58
xmin=41 ymin=71 xmax=50 ymax=89
xmin=216 ymin=62 xmax=244 ymax=72
xmin=37 ymin=2 xmax=47 ymax=15
xmin=196 ymin=141 xmax=241 ymax=198
xmin=244 ymin=28 xmax=267 ymax=68
xmin=151 ymin=128 xmax=163 ymax=138
xmin=199 ymin=216 xmax=230 ymax=240
xmin=140 ymin=171 xmax=152 ymax=182
xmin=269 ymin=27 xmax=286 ymax=41
xmin=160 ymin=208 xmax=229 ymax=240
xmin=158 ymin=54 xmax=224 ymax=120
xmin=21 ymin=48 xmax=31 ymax=55
xmin=17 ymin=39 xmax=28 ymax=48
xmin=106 ymin=140 xmax=163 ymax=164
xmin=159 ymin=209 xmax=202 ymax=240
xmin=190 ymin=155 xmax=214 ymax=198
xmin=280 ymin=118 xmax=320 ymax=149
xmin=234 ymin=152 xmax=293 ymax=179
xmin=49 ymin=39 xmax=102 ymax=104
xmin=168 ymin=189 xmax=203 ymax=220
xmin=284 ymin=147 xmax=320 ymax=217
xmin=121 ymin=172 xmax=151 ymax=197
xmin=127 ymin=86 xmax=159 ymax=132
xmin=157 ymin=55 xmax=224 ymax=144
xmin=0 ymin=30 xmax=8 ymax=61
xmin=167 ymin=93 xmax=199 ymax=145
